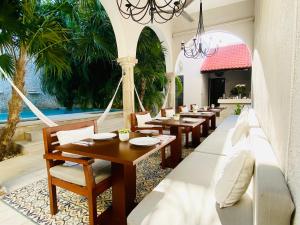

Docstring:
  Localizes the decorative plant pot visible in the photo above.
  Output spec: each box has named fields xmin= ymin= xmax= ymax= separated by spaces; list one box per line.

xmin=119 ymin=133 xmax=129 ymax=142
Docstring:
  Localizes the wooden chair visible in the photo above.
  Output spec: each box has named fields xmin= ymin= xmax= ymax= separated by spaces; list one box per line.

xmin=43 ymin=120 xmax=112 ymax=225
xmin=130 ymin=112 xmax=166 ymax=168
xmin=161 ymin=107 xmax=175 ymax=117
xmin=130 ymin=111 xmax=163 ymax=134
xmin=190 ymin=104 xmax=198 ymax=110
xmin=178 ymin=106 xmax=193 ymax=147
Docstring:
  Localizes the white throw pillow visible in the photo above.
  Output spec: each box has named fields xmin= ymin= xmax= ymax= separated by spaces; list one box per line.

xmin=56 ymin=126 xmax=94 ymax=145
xmin=165 ymin=109 xmax=175 ymax=117
xmin=215 ymin=141 xmax=254 ymax=208
xmin=231 ymin=120 xmax=250 ymax=146
xmin=181 ymin=106 xmax=189 ymax=113
xmin=136 ymin=113 xmax=152 ymax=127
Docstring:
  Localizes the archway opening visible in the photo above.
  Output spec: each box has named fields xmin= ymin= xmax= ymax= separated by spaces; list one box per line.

xmin=134 ymin=27 xmax=167 ymax=114
xmin=41 ymin=1 xmax=120 ymax=110
xmin=175 ymin=31 xmax=252 ymax=111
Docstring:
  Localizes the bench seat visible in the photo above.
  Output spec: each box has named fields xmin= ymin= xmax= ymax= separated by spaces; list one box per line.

xmin=128 ymin=152 xmax=253 ymax=225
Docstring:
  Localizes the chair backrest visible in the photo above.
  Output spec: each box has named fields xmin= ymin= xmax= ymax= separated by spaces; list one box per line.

xmin=161 ymin=108 xmax=174 ymax=117
xmin=178 ymin=105 xmax=187 ymax=113
xmin=190 ymin=104 xmax=197 ymax=110
xmin=42 ymin=120 xmax=97 ymax=154
xmin=130 ymin=111 xmax=149 ymax=131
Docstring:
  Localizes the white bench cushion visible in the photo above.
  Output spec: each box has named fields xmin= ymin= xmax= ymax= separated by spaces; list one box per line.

xmin=249 ymin=128 xmax=294 ymax=225
xmin=215 ymin=115 xmax=238 ymax=131
xmin=128 ymin=152 xmax=253 ymax=225
xmin=194 ymin=129 xmax=233 ymax=156
xmin=50 ymin=159 xmax=111 ymax=186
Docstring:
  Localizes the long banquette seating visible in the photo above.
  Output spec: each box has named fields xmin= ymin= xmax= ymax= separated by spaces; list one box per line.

xmin=128 ymin=110 xmax=295 ymax=225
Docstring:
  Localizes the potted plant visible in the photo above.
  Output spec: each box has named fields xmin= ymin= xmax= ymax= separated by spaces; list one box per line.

xmin=234 ymin=104 xmax=242 ymax=115
xmin=231 ymin=84 xmax=246 ymax=98
xmin=118 ymin=129 xmax=130 ymax=142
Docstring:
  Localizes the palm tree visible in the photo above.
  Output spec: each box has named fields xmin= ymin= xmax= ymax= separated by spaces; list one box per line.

xmin=41 ymin=0 xmax=120 ymax=110
xmin=135 ymin=27 xmax=168 ymax=113
xmin=0 ymin=0 xmax=71 ymax=161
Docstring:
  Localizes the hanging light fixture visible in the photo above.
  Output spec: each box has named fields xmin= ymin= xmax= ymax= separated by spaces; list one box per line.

xmin=116 ymin=0 xmax=187 ymax=24
xmin=181 ymin=0 xmax=218 ymax=58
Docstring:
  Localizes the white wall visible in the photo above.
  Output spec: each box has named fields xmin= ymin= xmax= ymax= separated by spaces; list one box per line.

xmin=252 ymin=0 xmax=300 ymax=223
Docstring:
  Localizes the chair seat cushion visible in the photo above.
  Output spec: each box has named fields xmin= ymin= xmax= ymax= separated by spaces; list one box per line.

xmin=49 ymin=159 xmax=111 ymax=186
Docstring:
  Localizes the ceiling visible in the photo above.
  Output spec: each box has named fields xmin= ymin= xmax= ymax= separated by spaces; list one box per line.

xmin=185 ymin=0 xmax=250 ymax=14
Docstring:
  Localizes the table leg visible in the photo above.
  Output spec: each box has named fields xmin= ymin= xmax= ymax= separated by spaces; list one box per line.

xmin=164 ymin=126 xmax=182 ymax=168
xmin=202 ymin=119 xmax=209 ymax=137
xmin=211 ymin=115 xmax=216 ymax=130
xmin=98 ymin=163 xmax=136 ymax=225
xmin=192 ymin=124 xmax=201 ymax=147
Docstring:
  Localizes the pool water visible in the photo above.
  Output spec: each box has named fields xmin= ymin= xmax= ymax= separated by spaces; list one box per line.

xmin=0 ymin=108 xmax=120 ymax=123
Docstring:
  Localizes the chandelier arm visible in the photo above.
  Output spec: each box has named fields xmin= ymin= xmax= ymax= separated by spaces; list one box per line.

xmin=155 ymin=0 xmax=183 ymax=9
xmin=116 ymin=0 xmax=187 ymax=24
xmin=129 ymin=4 xmax=151 ymax=17
xmin=154 ymin=7 xmax=175 ymax=21
xmin=130 ymin=4 xmax=152 ymax=24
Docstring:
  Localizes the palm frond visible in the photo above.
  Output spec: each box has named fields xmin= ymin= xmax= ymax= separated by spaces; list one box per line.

xmin=0 ymin=53 xmax=15 ymax=77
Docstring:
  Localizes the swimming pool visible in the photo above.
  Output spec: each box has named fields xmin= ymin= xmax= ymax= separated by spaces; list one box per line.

xmin=0 ymin=108 xmax=121 ymax=123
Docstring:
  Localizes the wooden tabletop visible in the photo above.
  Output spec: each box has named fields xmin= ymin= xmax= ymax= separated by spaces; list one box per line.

xmin=56 ymin=133 xmax=175 ymax=166
xmin=182 ymin=112 xmax=215 ymax=118
xmin=146 ymin=118 xmax=205 ymax=128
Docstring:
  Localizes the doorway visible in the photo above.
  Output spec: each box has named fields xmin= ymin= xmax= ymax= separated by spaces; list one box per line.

xmin=209 ymin=78 xmax=225 ymax=106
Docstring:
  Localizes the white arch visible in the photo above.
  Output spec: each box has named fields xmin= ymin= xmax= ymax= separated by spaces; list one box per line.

xmin=174 ymin=30 xmax=252 ymax=74
xmin=100 ymin=0 xmax=128 ymax=57
xmin=134 ymin=24 xmax=174 ymax=73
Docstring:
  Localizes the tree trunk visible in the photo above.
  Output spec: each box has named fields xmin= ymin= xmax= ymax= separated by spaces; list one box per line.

xmin=0 ymin=46 xmax=27 ymax=161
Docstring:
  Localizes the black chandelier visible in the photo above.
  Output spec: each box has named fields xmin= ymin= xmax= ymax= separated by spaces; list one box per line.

xmin=116 ymin=0 xmax=187 ymax=24
xmin=181 ymin=0 xmax=218 ymax=58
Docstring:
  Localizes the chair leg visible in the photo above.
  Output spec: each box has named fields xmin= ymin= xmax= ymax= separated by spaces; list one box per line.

xmin=87 ymin=193 xmax=97 ymax=225
xmin=48 ymin=181 xmax=58 ymax=215
xmin=160 ymin=148 xmax=166 ymax=169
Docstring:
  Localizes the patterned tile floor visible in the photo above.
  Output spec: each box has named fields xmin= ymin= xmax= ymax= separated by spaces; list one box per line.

xmin=1 ymin=148 xmax=192 ymax=225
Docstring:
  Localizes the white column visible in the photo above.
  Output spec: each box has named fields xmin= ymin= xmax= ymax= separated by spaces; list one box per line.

xmin=166 ymin=72 xmax=176 ymax=108
xmin=117 ymin=57 xmax=138 ymax=128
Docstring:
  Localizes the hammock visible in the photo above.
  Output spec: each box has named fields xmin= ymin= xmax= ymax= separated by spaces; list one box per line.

xmin=134 ymin=82 xmax=171 ymax=118
xmin=0 ymin=67 xmax=58 ymax=127
xmin=0 ymin=66 xmax=124 ymax=130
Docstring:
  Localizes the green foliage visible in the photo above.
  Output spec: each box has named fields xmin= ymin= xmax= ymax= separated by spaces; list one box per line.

xmin=175 ymin=76 xmax=183 ymax=97
xmin=135 ymin=27 xmax=167 ymax=114
xmin=0 ymin=0 xmax=71 ymax=78
xmin=234 ymin=104 xmax=242 ymax=115
xmin=0 ymin=54 xmax=14 ymax=76
xmin=41 ymin=0 xmax=121 ymax=110
xmin=231 ymin=84 xmax=247 ymax=97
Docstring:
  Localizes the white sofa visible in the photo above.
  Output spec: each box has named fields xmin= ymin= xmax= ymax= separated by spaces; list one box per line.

xmin=128 ymin=112 xmax=295 ymax=225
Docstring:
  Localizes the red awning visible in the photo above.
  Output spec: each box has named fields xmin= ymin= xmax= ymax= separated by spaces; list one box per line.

xmin=201 ymin=44 xmax=252 ymax=73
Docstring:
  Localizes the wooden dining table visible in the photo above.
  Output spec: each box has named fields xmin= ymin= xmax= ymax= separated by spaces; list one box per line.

xmin=181 ymin=111 xmax=216 ymax=136
xmin=56 ymin=132 xmax=176 ymax=225
xmin=146 ymin=118 xmax=205 ymax=167
xmin=198 ymin=107 xmax=226 ymax=117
